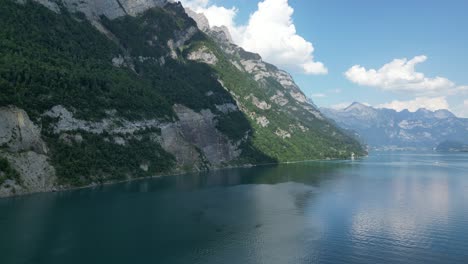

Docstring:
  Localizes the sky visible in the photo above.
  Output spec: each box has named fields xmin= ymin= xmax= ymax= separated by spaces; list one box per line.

xmin=179 ymin=0 xmax=468 ymax=117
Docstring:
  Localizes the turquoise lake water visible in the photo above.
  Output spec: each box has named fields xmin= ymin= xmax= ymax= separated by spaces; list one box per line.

xmin=1 ymin=152 xmax=468 ymax=264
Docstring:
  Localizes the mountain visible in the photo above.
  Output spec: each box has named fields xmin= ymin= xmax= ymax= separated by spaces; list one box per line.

xmin=436 ymin=141 xmax=468 ymax=152
xmin=0 ymin=0 xmax=364 ymax=197
xmin=321 ymin=103 xmax=468 ymax=150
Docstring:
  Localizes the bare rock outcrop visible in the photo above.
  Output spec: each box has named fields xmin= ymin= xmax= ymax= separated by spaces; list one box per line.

xmin=171 ymin=105 xmax=240 ymax=166
xmin=187 ymin=47 xmax=218 ymax=65
xmin=0 ymin=107 xmax=47 ymax=154
xmin=185 ymin=8 xmax=210 ymax=31
xmin=0 ymin=107 xmax=56 ymax=197
xmin=22 ymin=0 xmax=170 ymax=20
xmin=185 ymin=8 xmax=328 ymax=122
xmin=42 ymin=104 xmax=241 ymax=174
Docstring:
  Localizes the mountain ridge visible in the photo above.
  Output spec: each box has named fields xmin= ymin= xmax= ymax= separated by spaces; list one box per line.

xmin=321 ymin=103 xmax=468 ymax=150
xmin=0 ymin=0 xmax=364 ymax=197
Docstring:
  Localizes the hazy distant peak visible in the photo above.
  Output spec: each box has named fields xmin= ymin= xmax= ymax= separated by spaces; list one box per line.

xmin=344 ymin=102 xmax=372 ymax=112
xmin=433 ymin=109 xmax=456 ymax=119
xmin=321 ymin=101 xmax=468 ymax=149
xmin=415 ymin=108 xmax=430 ymax=113
xmin=335 ymin=102 xmax=457 ymax=119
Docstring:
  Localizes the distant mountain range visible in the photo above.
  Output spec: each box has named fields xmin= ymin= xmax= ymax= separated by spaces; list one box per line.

xmin=436 ymin=141 xmax=468 ymax=152
xmin=321 ymin=102 xmax=468 ymax=150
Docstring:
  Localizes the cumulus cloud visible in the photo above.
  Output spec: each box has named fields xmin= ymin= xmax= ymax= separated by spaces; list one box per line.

xmin=180 ymin=0 xmax=327 ymax=75
xmin=463 ymin=100 xmax=468 ymax=117
xmin=345 ymin=55 xmax=466 ymax=96
xmin=452 ymin=100 xmax=468 ymax=118
xmin=376 ymin=97 xmax=450 ymax=112
xmin=458 ymin=86 xmax=468 ymax=94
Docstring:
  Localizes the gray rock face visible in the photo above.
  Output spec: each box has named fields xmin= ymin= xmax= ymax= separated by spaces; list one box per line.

xmin=0 ymin=107 xmax=56 ymax=197
xmin=187 ymin=46 xmax=218 ymax=65
xmin=0 ymin=100 xmax=242 ymax=197
xmin=256 ymin=116 xmax=270 ymax=128
xmin=167 ymin=26 xmax=198 ymax=59
xmin=246 ymin=95 xmax=271 ymax=110
xmin=2 ymin=152 xmax=56 ymax=196
xmin=211 ymin=26 xmax=233 ymax=43
xmin=62 ymin=0 xmax=126 ymax=19
xmin=119 ymin=0 xmax=169 ymax=16
xmin=26 ymin=0 xmax=169 ymax=19
xmin=44 ymin=105 xmax=161 ymax=135
xmin=159 ymin=123 xmax=205 ymax=171
xmin=0 ymin=106 xmax=47 ymax=154
xmin=215 ymin=103 xmax=238 ymax=114
xmin=185 ymin=8 xmax=210 ymax=31
xmin=270 ymin=91 xmax=289 ymax=107
xmin=44 ymin=104 xmax=240 ymax=171
xmin=275 ymin=128 xmax=291 ymax=139
xmin=184 ymin=8 xmax=325 ymax=121
xmin=172 ymin=105 xmax=240 ymax=166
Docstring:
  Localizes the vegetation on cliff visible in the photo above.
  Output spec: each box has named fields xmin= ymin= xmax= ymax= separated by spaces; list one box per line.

xmin=0 ymin=157 xmax=20 ymax=186
xmin=0 ymin=0 xmax=364 ymax=189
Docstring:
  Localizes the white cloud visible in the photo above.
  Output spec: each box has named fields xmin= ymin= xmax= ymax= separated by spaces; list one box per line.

xmin=345 ymin=55 xmax=466 ymax=96
xmin=463 ymin=100 xmax=468 ymax=117
xmin=310 ymin=93 xmax=326 ymax=98
xmin=376 ymin=97 xmax=450 ymax=112
xmin=180 ymin=0 xmax=327 ymax=75
xmin=458 ymin=86 xmax=468 ymax=93
xmin=180 ymin=0 xmax=238 ymax=29
xmin=180 ymin=0 xmax=209 ymax=8
xmin=452 ymin=100 xmax=468 ymax=118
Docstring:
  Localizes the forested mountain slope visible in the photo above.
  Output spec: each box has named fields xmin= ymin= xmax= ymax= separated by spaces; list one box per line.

xmin=0 ymin=0 xmax=364 ymax=197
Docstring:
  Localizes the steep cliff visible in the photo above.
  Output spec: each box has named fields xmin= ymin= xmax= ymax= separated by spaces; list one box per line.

xmin=0 ymin=0 xmax=364 ymax=196
xmin=184 ymin=9 xmax=364 ymax=161
xmin=0 ymin=107 xmax=56 ymax=196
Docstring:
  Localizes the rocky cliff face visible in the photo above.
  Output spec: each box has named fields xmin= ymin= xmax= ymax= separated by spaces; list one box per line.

xmin=1 ymin=0 xmax=248 ymax=197
xmin=44 ymin=103 xmax=241 ymax=167
xmin=0 ymin=107 xmax=56 ymax=197
xmin=0 ymin=0 xmax=364 ymax=197
xmin=0 ymin=100 xmax=243 ymax=197
xmin=18 ymin=0 xmax=169 ymax=18
xmin=186 ymin=9 xmax=325 ymax=121
xmin=182 ymin=10 xmax=361 ymax=160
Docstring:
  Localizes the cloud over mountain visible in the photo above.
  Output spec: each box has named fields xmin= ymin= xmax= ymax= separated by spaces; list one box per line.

xmin=376 ymin=97 xmax=449 ymax=112
xmin=344 ymin=56 xmax=463 ymax=95
xmin=180 ymin=0 xmax=327 ymax=75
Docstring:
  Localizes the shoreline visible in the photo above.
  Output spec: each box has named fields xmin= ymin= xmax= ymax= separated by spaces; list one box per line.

xmin=0 ymin=156 xmax=361 ymax=199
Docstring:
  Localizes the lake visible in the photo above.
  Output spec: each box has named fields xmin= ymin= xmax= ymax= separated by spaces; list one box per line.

xmin=1 ymin=152 xmax=468 ymax=264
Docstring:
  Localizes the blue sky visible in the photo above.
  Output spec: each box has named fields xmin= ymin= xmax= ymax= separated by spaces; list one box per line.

xmin=182 ymin=0 xmax=468 ymax=116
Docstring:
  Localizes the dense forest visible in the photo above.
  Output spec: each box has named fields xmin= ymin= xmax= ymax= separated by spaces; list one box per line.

xmin=0 ymin=0 xmax=364 ymax=188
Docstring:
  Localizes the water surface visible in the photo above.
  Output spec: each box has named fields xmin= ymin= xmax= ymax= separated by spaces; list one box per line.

xmin=1 ymin=152 xmax=468 ymax=264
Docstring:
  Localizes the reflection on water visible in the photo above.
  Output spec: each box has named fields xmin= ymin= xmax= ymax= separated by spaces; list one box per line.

xmin=1 ymin=152 xmax=468 ymax=264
